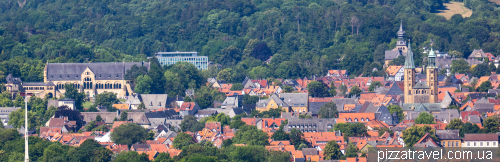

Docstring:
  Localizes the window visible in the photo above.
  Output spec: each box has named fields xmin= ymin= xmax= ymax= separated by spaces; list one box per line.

xmin=455 ymin=142 xmax=459 ymax=147
xmin=487 ymin=142 xmax=490 ymax=146
xmin=366 ymin=118 xmax=369 ymax=121
xmin=480 ymin=142 xmax=483 ymax=146
xmin=361 ymin=118 xmax=364 ymax=122
xmin=467 ymin=142 xmax=470 ymax=146
xmin=474 ymin=142 xmax=476 ymax=146
xmin=448 ymin=142 xmax=451 ymax=147
xmin=354 ymin=118 xmax=358 ymax=122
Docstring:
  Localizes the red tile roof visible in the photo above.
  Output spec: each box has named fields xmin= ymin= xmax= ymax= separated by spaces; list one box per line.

xmin=180 ymin=102 xmax=196 ymax=111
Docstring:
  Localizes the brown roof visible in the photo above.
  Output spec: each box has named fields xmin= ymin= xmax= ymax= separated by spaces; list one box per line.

xmin=463 ymin=134 xmax=498 ymax=141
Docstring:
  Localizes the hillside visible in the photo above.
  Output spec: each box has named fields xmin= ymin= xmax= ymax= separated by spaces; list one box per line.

xmin=0 ymin=0 xmax=499 ymax=83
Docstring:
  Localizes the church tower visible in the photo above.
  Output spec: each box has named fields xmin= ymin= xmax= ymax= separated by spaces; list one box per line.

xmin=404 ymin=41 xmax=415 ymax=104
xmin=396 ymin=21 xmax=408 ymax=53
xmin=426 ymin=45 xmax=438 ymax=103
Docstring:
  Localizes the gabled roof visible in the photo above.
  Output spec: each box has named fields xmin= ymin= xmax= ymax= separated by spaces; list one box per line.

xmin=463 ymin=133 xmax=498 ymax=141
xmin=469 ymin=49 xmax=486 ymax=58
xmin=180 ymin=102 xmax=198 ymax=111
xmin=385 ymin=66 xmax=403 ymax=76
xmin=46 ymin=62 xmax=150 ymax=81
xmin=435 ymin=130 xmax=460 ymax=140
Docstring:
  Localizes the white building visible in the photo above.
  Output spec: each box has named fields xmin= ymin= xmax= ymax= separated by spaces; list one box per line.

xmin=58 ymin=98 xmax=75 ymax=110
xmin=462 ymin=134 xmax=498 ymax=147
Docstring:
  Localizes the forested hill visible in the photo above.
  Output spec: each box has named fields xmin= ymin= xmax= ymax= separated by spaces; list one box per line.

xmin=0 ymin=0 xmax=498 ymax=82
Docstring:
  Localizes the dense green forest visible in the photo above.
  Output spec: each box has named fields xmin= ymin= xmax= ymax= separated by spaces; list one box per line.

xmin=0 ymin=0 xmax=499 ymax=83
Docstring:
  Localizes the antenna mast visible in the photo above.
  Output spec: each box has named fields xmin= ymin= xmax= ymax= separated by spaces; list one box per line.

xmin=25 ymin=95 xmax=29 ymax=162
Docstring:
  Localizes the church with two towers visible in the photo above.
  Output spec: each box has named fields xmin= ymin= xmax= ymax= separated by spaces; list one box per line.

xmin=386 ymin=22 xmax=442 ymax=113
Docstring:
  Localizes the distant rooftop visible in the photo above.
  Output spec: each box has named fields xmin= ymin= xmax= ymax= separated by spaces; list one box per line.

xmin=155 ymin=52 xmax=204 ymax=57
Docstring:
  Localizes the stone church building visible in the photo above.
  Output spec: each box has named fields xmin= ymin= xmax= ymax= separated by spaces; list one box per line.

xmin=6 ymin=62 xmax=150 ymax=99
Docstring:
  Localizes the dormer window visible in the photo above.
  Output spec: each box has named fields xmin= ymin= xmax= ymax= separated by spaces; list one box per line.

xmin=108 ymin=75 xmax=111 ymax=78
xmin=51 ymin=76 xmax=53 ymax=79
xmin=354 ymin=118 xmax=358 ymax=122
xmin=366 ymin=118 xmax=369 ymax=121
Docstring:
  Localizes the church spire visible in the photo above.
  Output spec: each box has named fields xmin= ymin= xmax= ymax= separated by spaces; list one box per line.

xmin=397 ymin=21 xmax=405 ymax=39
xmin=404 ymin=40 xmax=415 ymax=69
xmin=427 ymin=43 xmax=436 ymax=68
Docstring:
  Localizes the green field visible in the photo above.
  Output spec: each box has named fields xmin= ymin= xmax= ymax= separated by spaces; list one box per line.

xmin=83 ymin=101 xmax=93 ymax=108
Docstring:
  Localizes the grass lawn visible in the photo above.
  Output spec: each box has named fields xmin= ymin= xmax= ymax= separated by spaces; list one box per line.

xmin=83 ymin=101 xmax=93 ymax=108
xmin=436 ymin=2 xmax=472 ymax=20
xmin=119 ymin=99 xmax=126 ymax=102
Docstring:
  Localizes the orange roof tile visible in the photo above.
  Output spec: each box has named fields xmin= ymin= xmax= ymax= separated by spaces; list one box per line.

xmin=338 ymin=113 xmax=376 ymax=123
xmin=112 ymin=121 xmax=131 ymax=129
xmin=113 ymin=104 xmax=129 ymax=110
xmin=343 ymin=104 xmax=356 ymax=111
xmin=385 ymin=66 xmax=403 ymax=76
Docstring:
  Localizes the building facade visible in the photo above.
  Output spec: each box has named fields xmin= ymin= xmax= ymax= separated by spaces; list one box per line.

xmin=403 ymin=43 xmax=438 ymax=104
xmin=155 ymin=52 xmax=208 ymax=70
xmin=6 ymin=62 xmax=151 ymax=99
xmin=385 ymin=22 xmax=408 ymax=66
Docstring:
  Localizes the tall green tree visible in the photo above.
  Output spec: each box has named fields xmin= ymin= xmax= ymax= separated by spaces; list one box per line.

xmin=476 ymin=80 xmax=493 ymax=92
xmin=64 ymin=83 xmax=85 ymax=110
xmin=329 ymin=82 xmax=337 ymax=96
xmin=387 ymin=105 xmax=404 ymax=122
xmin=323 ymin=140 xmax=342 ymax=160
xmin=414 ymin=112 xmax=435 ymax=124
xmin=318 ymin=102 xmax=338 ymax=118
xmin=368 ymin=81 xmax=382 ymax=92
xmin=134 ymin=74 xmax=153 ymax=94
xmin=147 ymin=58 xmax=166 ymax=94
xmin=344 ymin=142 xmax=358 ymax=158
xmin=232 ymin=125 xmax=269 ymax=146
xmin=93 ymin=91 xmax=118 ymax=112
xmin=307 ymin=81 xmax=330 ymax=97
xmin=173 ymin=132 xmax=194 ymax=149
xmin=482 ymin=115 xmax=500 ymax=133
xmin=348 ymin=85 xmax=362 ymax=97
xmin=110 ymin=123 xmax=147 ymax=148
xmin=402 ymin=125 xmax=437 ymax=147
xmin=114 ymin=151 xmax=150 ymax=162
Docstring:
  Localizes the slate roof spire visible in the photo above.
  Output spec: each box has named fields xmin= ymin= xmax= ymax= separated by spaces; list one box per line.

xmin=404 ymin=40 xmax=415 ymax=69
xmin=397 ymin=21 xmax=405 ymax=39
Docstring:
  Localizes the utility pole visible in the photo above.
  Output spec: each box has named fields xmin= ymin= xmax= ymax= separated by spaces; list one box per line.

xmin=25 ymin=95 xmax=29 ymax=162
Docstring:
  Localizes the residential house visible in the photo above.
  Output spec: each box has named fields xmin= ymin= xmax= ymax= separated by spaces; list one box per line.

xmin=125 ymin=94 xmax=142 ymax=109
xmin=0 ymin=107 xmax=20 ymax=126
xmin=413 ymin=133 xmax=439 ymax=147
xmin=228 ymin=107 xmax=245 ymax=118
xmin=327 ymin=70 xmax=348 ymax=77
xmin=375 ymin=105 xmax=399 ymax=126
xmin=462 ymin=134 xmax=498 ymax=147
xmin=468 ymin=49 xmax=487 ymax=61
xmin=256 ymin=94 xmax=288 ymax=112
xmin=221 ymin=95 xmax=243 ymax=109
xmin=432 ymin=109 xmax=460 ymax=123
xmin=436 ymin=130 xmax=461 ymax=147
xmin=141 ymin=94 xmax=169 ymax=109
xmin=195 ymin=110 xmax=218 ymax=119
xmin=178 ymin=102 xmax=200 ymax=117
xmin=280 ymin=93 xmax=309 ymax=113
xmin=338 ymin=113 xmax=375 ymax=123
xmin=145 ymin=110 xmax=180 ymax=128
xmin=58 ymin=98 xmax=75 ymax=110
xmin=285 ymin=118 xmax=336 ymax=132
xmin=257 ymin=118 xmax=286 ymax=131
